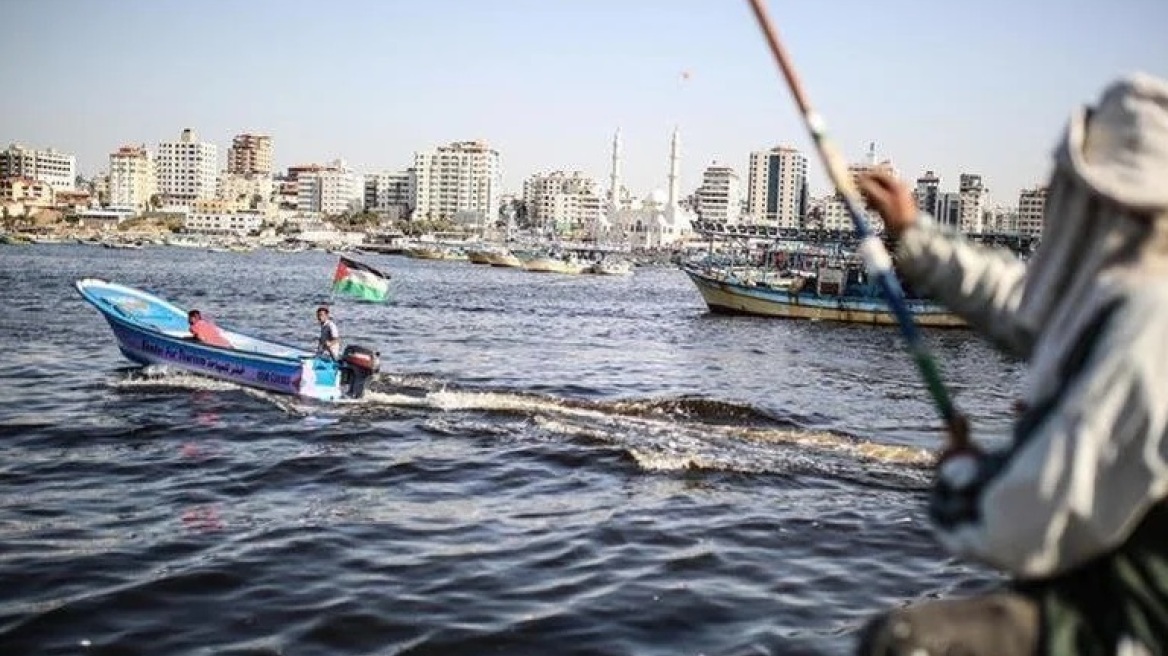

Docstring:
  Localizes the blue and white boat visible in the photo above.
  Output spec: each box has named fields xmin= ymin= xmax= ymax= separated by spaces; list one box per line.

xmin=76 ymin=278 xmax=381 ymax=400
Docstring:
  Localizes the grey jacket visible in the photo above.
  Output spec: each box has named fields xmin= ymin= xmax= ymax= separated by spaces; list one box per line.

xmin=897 ymin=216 xmax=1168 ymax=580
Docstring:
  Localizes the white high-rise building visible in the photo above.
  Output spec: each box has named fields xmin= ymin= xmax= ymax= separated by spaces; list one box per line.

xmin=958 ymin=173 xmax=987 ymax=234
xmin=522 ymin=170 xmax=603 ymax=237
xmin=0 ymin=143 xmax=76 ymax=192
xmin=156 ymin=129 xmax=218 ymax=205
xmin=1018 ymin=185 xmax=1047 ymax=237
xmin=107 ymin=145 xmax=156 ymax=212
xmin=694 ymin=163 xmax=741 ymax=223
xmin=365 ymin=169 xmax=414 ymax=219
xmin=746 ymin=145 xmax=807 ymax=227
xmin=412 ymin=140 xmax=501 ymax=225
xmin=297 ymin=160 xmax=364 ymax=216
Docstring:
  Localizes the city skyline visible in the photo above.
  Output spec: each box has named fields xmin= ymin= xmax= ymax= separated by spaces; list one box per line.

xmin=3 ymin=0 xmax=1166 ymax=205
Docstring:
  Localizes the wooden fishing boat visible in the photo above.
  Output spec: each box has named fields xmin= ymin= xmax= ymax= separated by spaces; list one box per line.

xmin=682 ymin=260 xmax=965 ymax=328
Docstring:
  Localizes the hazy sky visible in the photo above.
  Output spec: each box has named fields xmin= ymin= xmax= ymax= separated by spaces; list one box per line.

xmin=3 ymin=0 xmax=1165 ymax=205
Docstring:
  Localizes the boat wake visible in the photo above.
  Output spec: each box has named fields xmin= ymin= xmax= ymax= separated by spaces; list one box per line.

xmin=110 ymin=365 xmax=243 ymax=393
xmin=107 ymin=368 xmax=934 ymax=487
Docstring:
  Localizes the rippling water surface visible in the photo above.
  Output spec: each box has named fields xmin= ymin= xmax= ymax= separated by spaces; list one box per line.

xmin=0 ymin=244 xmax=1024 ymax=655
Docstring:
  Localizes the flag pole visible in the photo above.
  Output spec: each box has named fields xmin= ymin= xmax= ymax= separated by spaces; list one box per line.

xmin=743 ymin=0 xmax=969 ymax=451
xmin=328 ymin=256 xmax=340 ymax=307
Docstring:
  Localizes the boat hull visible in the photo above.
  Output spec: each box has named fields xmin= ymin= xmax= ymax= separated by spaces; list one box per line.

xmin=523 ymin=257 xmax=585 ymax=274
xmin=590 ymin=260 xmax=633 ymax=276
xmin=487 ymin=252 xmax=524 ymax=268
xmin=684 ymin=268 xmax=965 ymax=328
xmin=466 ymin=250 xmax=494 ymax=265
xmin=76 ymin=278 xmax=345 ymax=400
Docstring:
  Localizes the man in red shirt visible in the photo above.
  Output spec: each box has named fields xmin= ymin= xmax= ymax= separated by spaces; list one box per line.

xmin=187 ymin=310 xmax=232 ymax=348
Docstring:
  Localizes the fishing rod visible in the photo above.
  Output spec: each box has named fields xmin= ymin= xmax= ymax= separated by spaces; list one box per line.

xmin=744 ymin=0 xmax=970 ymax=451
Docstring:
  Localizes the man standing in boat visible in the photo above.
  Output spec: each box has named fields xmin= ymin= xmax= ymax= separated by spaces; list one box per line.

xmin=316 ymin=306 xmax=341 ymax=360
xmin=854 ymin=73 xmax=1168 ymax=655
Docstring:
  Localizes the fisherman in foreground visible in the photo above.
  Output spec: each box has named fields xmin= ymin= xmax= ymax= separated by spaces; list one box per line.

xmin=854 ymin=73 xmax=1168 ymax=655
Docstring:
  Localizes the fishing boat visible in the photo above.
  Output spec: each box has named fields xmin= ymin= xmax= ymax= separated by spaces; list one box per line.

xmin=523 ymin=252 xmax=587 ymax=274
xmin=682 ymin=249 xmax=965 ymax=328
xmin=487 ymin=250 xmax=525 ymax=268
xmin=465 ymin=246 xmax=497 ymax=265
xmin=75 ymin=278 xmax=382 ymax=400
xmin=589 ymin=258 xmax=634 ymax=276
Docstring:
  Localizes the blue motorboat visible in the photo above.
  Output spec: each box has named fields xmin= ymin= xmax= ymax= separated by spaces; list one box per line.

xmin=76 ymin=278 xmax=381 ymax=401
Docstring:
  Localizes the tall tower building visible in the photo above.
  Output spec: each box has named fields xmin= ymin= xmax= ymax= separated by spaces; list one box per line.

xmin=1018 ymin=185 xmax=1047 ymax=237
xmin=227 ymin=134 xmax=273 ymax=175
xmin=746 ymin=145 xmax=808 ymax=227
xmin=694 ymin=163 xmax=741 ymax=222
xmin=107 ymin=145 xmax=156 ymax=212
xmin=958 ymin=173 xmax=987 ymax=234
xmin=412 ymin=140 xmax=500 ymax=224
xmin=156 ymin=128 xmax=218 ymax=205
xmin=913 ymin=170 xmax=941 ymax=217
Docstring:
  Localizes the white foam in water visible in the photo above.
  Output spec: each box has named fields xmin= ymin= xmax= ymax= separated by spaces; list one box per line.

xmin=111 ymin=367 xmax=240 ymax=393
xmin=112 ymin=367 xmax=929 ymax=475
xmin=361 ymin=391 xmax=437 ymax=409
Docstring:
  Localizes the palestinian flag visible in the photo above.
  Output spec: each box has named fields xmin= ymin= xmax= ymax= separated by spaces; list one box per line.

xmin=333 ymin=256 xmax=391 ymax=302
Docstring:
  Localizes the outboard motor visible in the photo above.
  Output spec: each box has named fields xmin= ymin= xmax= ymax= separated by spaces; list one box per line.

xmin=339 ymin=344 xmax=381 ymax=399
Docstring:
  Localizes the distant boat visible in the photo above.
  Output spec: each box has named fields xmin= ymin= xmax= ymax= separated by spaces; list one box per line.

xmin=523 ymin=253 xmax=587 ymax=275
xmin=405 ymin=244 xmax=464 ymax=260
xmin=487 ymin=250 xmax=525 ymax=268
xmin=75 ymin=278 xmax=382 ymax=400
xmin=589 ymin=258 xmax=633 ymax=276
xmin=466 ymin=247 xmax=495 ymax=265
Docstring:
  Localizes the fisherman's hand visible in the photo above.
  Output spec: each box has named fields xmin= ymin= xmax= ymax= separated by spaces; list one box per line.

xmin=857 ymin=171 xmax=917 ymax=237
xmin=929 ymin=448 xmax=1006 ymax=530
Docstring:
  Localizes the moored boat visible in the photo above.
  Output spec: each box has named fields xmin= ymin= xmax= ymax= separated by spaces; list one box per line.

xmin=487 ymin=250 xmax=525 ymax=268
xmin=76 ymin=278 xmax=382 ymax=400
xmin=523 ymin=253 xmax=587 ymax=274
xmin=0 ymin=233 xmax=33 ymax=245
xmin=404 ymin=245 xmax=446 ymax=259
xmin=589 ymin=258 xmax=634 ymax=276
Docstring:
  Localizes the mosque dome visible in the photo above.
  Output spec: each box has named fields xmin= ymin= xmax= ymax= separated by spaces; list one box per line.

xmin=648 ymin=188 xmax=668 ymax=205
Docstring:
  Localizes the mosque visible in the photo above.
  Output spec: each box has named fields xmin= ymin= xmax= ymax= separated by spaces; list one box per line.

xmin=597 ymin=128 xmax=695 ymax=249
